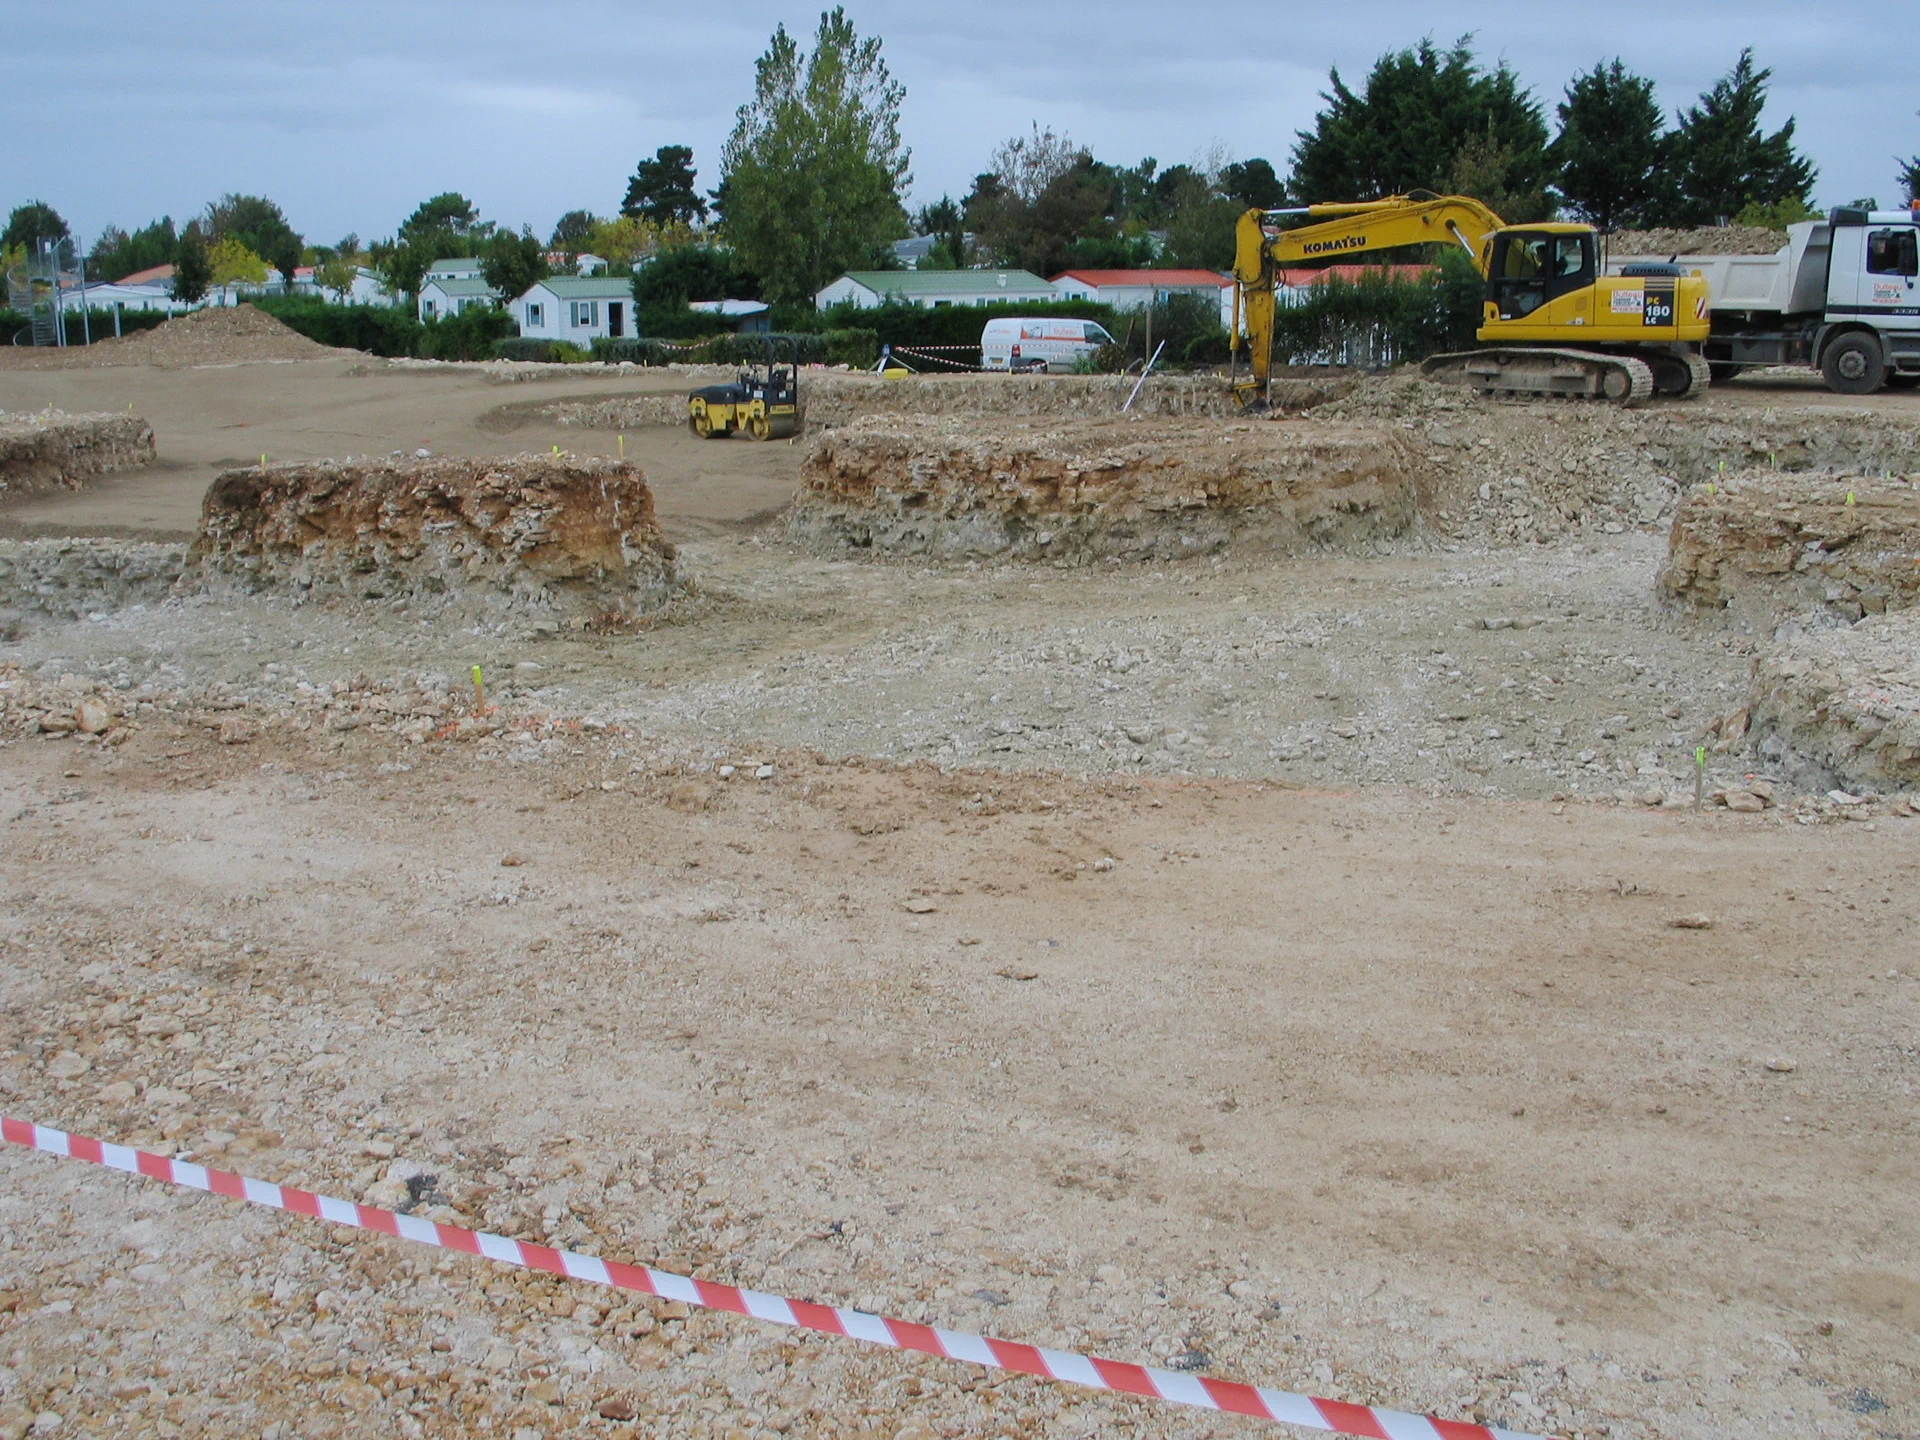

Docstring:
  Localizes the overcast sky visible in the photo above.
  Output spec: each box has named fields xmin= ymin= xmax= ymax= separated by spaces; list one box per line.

xmin=12 ymin=1 xmax=1917 ymax=249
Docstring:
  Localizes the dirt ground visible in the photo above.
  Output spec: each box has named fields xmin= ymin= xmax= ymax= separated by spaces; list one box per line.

xmin=0 ymin=361 xmax=801 ymax=543
xmin=0 ymin=347 xmax=1917 ymax=1440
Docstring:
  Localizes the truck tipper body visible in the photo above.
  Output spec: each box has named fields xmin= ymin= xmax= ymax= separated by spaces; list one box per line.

xmin=1607 ymin=206 xmax=1920 ymax=393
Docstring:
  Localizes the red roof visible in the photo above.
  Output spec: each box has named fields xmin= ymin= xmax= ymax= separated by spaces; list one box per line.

xmin=1276 ymin=264 xmax=1433 ymax=287
xmin=1049 ymin=269 xmax=1231 ymax=288
xmin=113 ymin=263 xmax=175 ymax=285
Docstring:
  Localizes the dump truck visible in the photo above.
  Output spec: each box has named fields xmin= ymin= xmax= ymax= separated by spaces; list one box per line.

xmin=1607 ymin=206 xmax=1920 ymax=394
xmin=1232 ymin=193 xmax=1712 ymax=409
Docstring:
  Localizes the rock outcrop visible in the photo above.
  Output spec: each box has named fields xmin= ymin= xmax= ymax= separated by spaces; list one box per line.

xmin=1745 ymin=613 xmax=1920 ymax=788
xmin=1659 ymin=475 xmax=1920 ymax=622
xmin=0 ymin=411 xmax=155 ymax=502
xmin=787 ymin=415 xmax=1428 ymax=562
xmin=184 ymin=455 xmax=680 ymax=614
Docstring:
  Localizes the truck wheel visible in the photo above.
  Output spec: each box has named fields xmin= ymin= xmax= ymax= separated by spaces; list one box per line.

xmin=1708 ymin=362 xmax=1741 ymax=385
xmin=1821 ymin=333 xmax=1886 ymax=395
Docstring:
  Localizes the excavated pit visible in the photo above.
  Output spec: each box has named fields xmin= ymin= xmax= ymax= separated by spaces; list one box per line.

xmin=0 ymin=410 xmax=155 ymax=503
xmin=184 ymin=455 xmax=680 ymax=616
xmin=787 ymin=415 xmax=1428 ymax=562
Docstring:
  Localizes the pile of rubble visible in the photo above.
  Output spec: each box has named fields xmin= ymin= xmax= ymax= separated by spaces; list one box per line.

xmin=0 ymin=305 xmax=347 ymax=371
xmin=0 ymin=538 xmax=185 ymax=623
xmin=0 ymin=409 xmax=155 ymax=502
xmin=1745 ymin=613 xmax=1920 ymax=790
xmin=186 ymin=455 xmax=682 ymax=617
xmin=1659 ymin=473 xmax=1920 ymax=622
xmin=787 ymin=414 xmax=1427 ymax=561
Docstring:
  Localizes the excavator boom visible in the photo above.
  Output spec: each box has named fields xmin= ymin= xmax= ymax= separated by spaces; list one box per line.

xmin=1230 ymin=193 xmax=1710 ymax=407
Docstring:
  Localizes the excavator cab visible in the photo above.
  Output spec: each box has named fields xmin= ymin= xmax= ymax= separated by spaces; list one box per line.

xmin=1486 ymin=231 xmax=1594 ymax=322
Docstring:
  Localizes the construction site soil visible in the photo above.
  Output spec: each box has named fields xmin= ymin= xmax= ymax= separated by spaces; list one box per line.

xmin=0 ymin=340 xmax=1916 ymax=1440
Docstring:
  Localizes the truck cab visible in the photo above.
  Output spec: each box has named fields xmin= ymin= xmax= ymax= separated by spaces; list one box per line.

xmin=1822 ymin=207 xmax=1920 ymax=388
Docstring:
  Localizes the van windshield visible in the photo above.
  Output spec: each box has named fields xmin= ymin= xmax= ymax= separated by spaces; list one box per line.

xmin=1085 ymin=324 xmax=1114 ymax=344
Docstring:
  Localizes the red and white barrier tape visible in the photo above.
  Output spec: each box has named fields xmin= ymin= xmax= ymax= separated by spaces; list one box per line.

xmin=1 ymin=1117 xmax=1549 ymax=1440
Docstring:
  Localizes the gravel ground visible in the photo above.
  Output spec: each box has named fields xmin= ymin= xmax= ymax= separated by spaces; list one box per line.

xmin=0 ymin=688 xmax=1914 ymax=1440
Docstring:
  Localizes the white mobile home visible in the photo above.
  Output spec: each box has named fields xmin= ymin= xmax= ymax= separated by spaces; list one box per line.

xmin=815 ymin=269 xmax=1053 ymax=310
xmin=418 ymin=276 xmax=499 ymax=321
xmin=514 ymin=276 xmax=637 ymax=343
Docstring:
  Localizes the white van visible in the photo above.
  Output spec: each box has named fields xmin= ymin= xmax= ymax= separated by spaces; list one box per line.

xmin=980 ymin=317 xmax=1116 ymax=373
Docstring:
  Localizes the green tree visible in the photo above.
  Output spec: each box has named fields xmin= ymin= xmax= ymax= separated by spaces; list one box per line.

xmin=206 ymin=194 xmax=303 ymax=286
xmin=717 ymin=8 xmax=911 ymax=304
xmin=88 ymin=217 xmax=178 ymax=281
xmin=312 ymin=252 xmax=360 ymax=302
xmin=172 ymin=222 xmax=213 ymax=304
xmin=1898 ymin=114 xmax=1919 ymax=202
xmin=1289 ymin=38 xmax=1549 ymax=206
xmin=208 ymin=237 xmax=268 ymax=287
xmin=622 ymin=146 xmax=708 ymax=225
xmin=479 ymin=228 xmax=550 ymax=300
xmin=1668 ymin=51 xmax=1816 ymax=225
xmin=400 ymin=193 xmax=487 ymax=240
xmin=1219 ymin=158 xmax=1286 ymax=211
xmin=373 ymin=193 xmax=495 ymax=298
xmin=3 ymin=200 xmax=70 ymax=262
xmin=550 ymin=210 xmax=597 ymax=248
xmin=1550 ymin=60 xmax=1668 ymax=230
xmin=632 ymin=245 xmax=756 ymax=306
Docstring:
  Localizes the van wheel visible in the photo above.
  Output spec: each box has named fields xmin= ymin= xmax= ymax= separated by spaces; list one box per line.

xmin=1822 ymin=333 xmax=1886 ymax=395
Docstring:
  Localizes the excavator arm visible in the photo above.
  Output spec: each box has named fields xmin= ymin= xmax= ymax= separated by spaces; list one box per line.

xmin=1232 ymin=194 xmax=1506 ymax=405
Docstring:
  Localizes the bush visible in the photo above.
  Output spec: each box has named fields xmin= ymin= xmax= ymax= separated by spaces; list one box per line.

xmin=416 ymin=306 xmax=515 ymax=361
xmin=822 ymin=328 xmax=878 ymax=367
xmin=590 ymin=331 xmax=835 ymax=367
xmin=493 ymin=337 xmax=589 ymax=363
xmin=1267 ymin=252 xmax=1481 ymax=367
xmin=252 ymin=296 xmax=422 ymax=356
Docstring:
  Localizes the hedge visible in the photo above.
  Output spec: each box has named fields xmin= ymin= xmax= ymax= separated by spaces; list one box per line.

xmin=584 ymin=331 xmax=878 ymax=367
xmin=1 ymin=306 xmax=170 ymax=347
xmin=817 ymin=298 xmax=1118 ymax=351
xmin=250 ymin=296 xmax=514 ymax=361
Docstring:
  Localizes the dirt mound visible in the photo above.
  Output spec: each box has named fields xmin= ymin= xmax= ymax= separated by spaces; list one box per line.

xmin=184 ymin=455 xmax=680 ymax=615
xmin=1609 ymin=225 xmax=1788 ymax=258
xmin=1660 ymin=474 xmax=1920 ymax=621
xmin=0 ymin=410 xmax=154 ymax=502
xmin=788 ymin=414 xmax=1426 ymax=561
xmin=0 ymin=303 xmax=347 ymax=370
xmin=1745 ymin=612 xmax=1920 ymax=789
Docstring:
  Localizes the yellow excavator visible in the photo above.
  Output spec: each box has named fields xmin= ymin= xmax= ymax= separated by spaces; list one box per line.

xmin=1231 ymin=192 xmax=1712 ymax=408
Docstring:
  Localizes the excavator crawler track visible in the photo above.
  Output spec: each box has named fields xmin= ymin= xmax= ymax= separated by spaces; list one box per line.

xmin=1420 ymin=348 xmax=1655 ymax=407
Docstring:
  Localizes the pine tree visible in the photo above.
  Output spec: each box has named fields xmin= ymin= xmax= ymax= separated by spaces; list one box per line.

xmin=622 ymin=147 xmax=707 ymax=226
xmin=1290 ymin=38 xmax=1549 ymax=206
xmin=1551 ymin=60 xmax=1668 ymax=231
xmin=1669 ymin=51 xmax=1816 ymax=225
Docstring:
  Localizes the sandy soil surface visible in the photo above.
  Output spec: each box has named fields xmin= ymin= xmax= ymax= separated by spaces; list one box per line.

xmin=0 ymin=349 xmax=1917 ymax=1440
xmin=0 ymin=703 xmax=1914 ymax=1440
xmin=0 ymin=363 xmax=799 ymax=543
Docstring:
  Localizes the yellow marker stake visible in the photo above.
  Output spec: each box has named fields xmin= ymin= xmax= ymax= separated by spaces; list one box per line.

xmin=260 ymin=454 xmax=267 ymax=470
xmin=617 ymin=433 xmax=624 ymax=461
xmin=472 ymin=665 xmax=484 ymax=714
xmin=1846 ymin=490 xmax=1856 ymax=506
xmin=1707 ymin=483 xmax=1716 ymax=497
